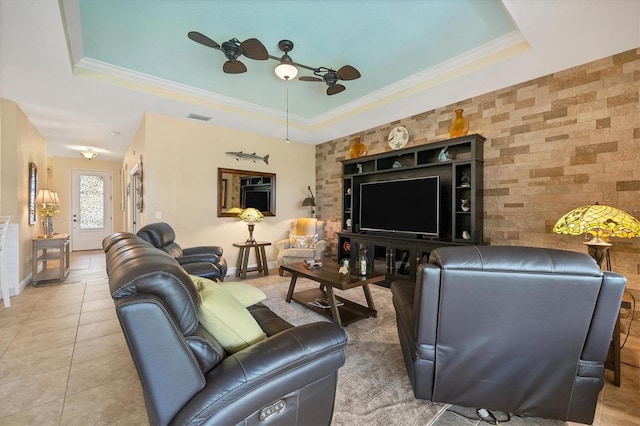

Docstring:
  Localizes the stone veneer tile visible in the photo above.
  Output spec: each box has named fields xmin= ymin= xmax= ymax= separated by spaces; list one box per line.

xmin=576 ymin=141 xmax=618 ymax=154
xmin=616 ymin=180 xmax=640 ymax=191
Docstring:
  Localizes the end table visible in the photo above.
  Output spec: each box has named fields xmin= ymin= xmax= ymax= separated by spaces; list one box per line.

xmin=233 ymin=241 xmax=271 ymax=279
xmin=32 ymin=233 xmax=70 ymax=286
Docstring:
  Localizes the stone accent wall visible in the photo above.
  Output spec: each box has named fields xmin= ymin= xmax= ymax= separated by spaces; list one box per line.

xmin=316 ymin=48 xmax=640 ymax=331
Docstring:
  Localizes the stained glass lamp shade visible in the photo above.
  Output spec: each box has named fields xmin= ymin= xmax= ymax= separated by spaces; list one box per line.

xmin=238 ymin=208 xmax=264 ymax=243
xmin=553 ymin=203 xmax=640 ymax=268
xmin=553 ymin=204 xmax=640 ymax=243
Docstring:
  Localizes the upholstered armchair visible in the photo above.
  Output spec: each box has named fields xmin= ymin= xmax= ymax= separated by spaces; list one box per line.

xmin=391 ymin=245 xmax=626 ymax=425
xmin=137 ymin=222 xmax=227 ymax=281
xmin=276 ymin=218 xmax=326 ymax=274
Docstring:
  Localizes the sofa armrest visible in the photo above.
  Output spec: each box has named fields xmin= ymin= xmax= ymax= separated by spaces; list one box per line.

xmin=183 ymin=246 xmax=224 ymax=257
xmin=274 ymin=239 xmax=291 ymax=250
xmin=314 ymin=239 xmax=327 ymax=259
xmin=172 ymin=321 xmax=347 ymax=425
xmin=115 ymin=295 xmax=206 ymax=426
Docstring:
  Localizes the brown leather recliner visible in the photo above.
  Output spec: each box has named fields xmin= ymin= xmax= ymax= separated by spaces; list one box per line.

xmin=103 ymin=232 xmax=347 ymax=426
xmin=391 ymin=245 xmax=626 ymax=424
xmin=137 ymin=222 xmax=227 ymax=281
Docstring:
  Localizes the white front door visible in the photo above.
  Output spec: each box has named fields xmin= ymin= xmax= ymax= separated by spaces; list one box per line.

xmin=71 ymin=169 xmax=113 ymax=251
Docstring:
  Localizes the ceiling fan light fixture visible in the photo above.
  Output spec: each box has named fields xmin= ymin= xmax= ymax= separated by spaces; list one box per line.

xmin=80 ymin=148 xmax=98 ymax=160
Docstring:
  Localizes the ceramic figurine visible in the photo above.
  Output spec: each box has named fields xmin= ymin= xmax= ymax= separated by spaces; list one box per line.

xmin=461 ymin=199 xmax=470 ymax=212
xmin=460 ymin=170 xmax=471 ymax=187
xmin=462 ymin=230 xmax=471 ymax=240
xmin=438 ymin=147 xmax=452 ymax=162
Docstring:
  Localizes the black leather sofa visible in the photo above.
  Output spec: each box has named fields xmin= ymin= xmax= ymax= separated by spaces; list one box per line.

xmin=391 ymin=245 xmax=626 ymax=424
xmin=103 ymin=232 xmax=347 ymax=426
xmin=137 ymin=222 xmax=228 ymax=281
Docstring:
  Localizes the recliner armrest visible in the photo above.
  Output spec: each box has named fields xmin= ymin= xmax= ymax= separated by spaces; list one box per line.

xmin=177 ymin=253 xmax=222 ymax=266
xmin=182 ymin=246 xmax=223 ymax=257
xmin=172 ymin=321 xmax=347 ymax=425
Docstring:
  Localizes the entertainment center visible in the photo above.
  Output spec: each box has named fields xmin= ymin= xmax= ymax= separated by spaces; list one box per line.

xmin=338 ymin=133 xmax=485 ymax=285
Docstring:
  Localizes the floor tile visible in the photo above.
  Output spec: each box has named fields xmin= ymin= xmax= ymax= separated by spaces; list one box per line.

xmin=0 ymin=343 xmax=73 ymax=385
xmin=66 ymin=350 xmax=136 ymax=396
xmin=60 ymin=374 xmax=145 ymax=425
xmin=71 ymin=332 xmax=128 ymax=365
xmin=79 ymin=306 xmax=117 ymax=325
xmin=0 ymin=367 xmax=69 ymax=417
xmin=75 ymin=317 xmax=122 ymax=342
xmin=4 ymin=326 xmax=77 ymax=356
xmin=0 ymin=399 xmax=63 ymax=426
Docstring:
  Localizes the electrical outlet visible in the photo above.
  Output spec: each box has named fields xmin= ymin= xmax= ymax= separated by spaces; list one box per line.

xmin=155 ymin=211 xmax=162 ymax=219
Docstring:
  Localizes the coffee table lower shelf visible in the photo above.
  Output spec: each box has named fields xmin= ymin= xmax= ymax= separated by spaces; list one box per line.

xmin=291 ymin=288 xmax=377 ymax=326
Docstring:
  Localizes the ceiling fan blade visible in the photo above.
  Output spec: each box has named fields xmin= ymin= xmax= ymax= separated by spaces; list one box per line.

xmin=299 ymin=76 xmax=323 ymax=82
xmin=240 ymin=38 xmax=268 ymax=60
xmin=327 ymin=84 xmax=346 ymax=95
xmin=336 ymin=65 xmax=361 ymax=81
xmin=187 ymin=31 xmax=220 ymax=49
xmin=223 ymin=60 xmax=247 ymax=74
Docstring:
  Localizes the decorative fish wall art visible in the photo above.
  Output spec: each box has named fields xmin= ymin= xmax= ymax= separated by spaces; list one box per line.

xmin=225 ymin=151 xmax=270 ymax=164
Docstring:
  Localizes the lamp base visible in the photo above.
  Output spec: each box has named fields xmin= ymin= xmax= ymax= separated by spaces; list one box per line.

xmin=246 ymin=223 xmax=256 ymax=244
xmin=584 ymin=236 xmax=612 ymax=269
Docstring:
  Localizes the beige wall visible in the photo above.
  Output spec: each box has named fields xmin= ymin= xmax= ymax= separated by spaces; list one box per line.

xmin=123 ymin=112 xmax=316 ymax=269
xmin=47 ymin=156 xmax=124 ymax=239
xmin=316 ymin=48 xmax=640 ymax=306
xmin=0 ymin=99 xmax=48 ymax=288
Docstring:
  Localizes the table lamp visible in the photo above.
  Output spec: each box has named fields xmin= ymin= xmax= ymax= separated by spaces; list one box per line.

xmin=553 ymin=203 xmax=640 ymax=269
xmin=36 ymin=189 xmax=60 ymax=238
xmin=238 ymin=208 xmax=264 ymax=243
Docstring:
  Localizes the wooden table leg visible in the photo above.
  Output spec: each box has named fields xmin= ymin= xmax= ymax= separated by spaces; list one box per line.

xmin=235 ymin=247 xmax=244 ymax=277
xmin=613 ymin=313 xmax=621 ymax=386
xmin=254 ymin=247 xmax=263 ymax=273
xmin=259 ymin=246 xmax=269 ymax=275
xmin=325 ymin=286 xmax=343 ymax=327
xmin=240 ymin=247 xmax=250 ymax=279
xmin=362 ymin=284 xmax=377 ymax=316
xmin=286 ymin=273 xmax=298 ymax=303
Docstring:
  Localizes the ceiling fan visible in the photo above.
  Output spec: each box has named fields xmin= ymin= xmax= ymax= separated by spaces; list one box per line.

xmin=187 ymin=31 xmax=268 ymax=74
xmin=187 ymin=33 xmax=361 ymax=95
xmin=298 ymin=66 xmax=361 ymax=95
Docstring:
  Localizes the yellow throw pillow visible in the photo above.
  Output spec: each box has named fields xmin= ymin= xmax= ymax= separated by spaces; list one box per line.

xmin=294 ymin=218 xmax=317 ymax=236
xmin=220 ymin=282 xmax=267 ymax=307
xmin=190 ymin=275 xmax=266 ymax=353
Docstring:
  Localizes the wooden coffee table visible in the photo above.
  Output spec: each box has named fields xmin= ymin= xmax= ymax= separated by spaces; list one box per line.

xmin=280 ymin=262 xmax=385 ymax=327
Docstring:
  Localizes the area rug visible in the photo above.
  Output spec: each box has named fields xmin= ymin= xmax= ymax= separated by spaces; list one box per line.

xmin=247 ymin=274 xmax=572 ymax=426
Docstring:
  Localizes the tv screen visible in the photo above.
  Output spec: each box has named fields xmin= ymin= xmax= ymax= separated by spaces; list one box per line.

xmin=244 ymin=191 xmax=269 ymax=212
xmin=360 ymin=176 xmax=439 ymax=236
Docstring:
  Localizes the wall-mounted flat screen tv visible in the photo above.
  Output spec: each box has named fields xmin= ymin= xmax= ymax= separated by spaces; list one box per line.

xmin=359 ymin=176 xmax=439 ymax=237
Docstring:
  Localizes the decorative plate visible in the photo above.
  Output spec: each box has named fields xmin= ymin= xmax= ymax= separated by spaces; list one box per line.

xmin=388 ymin=126 xmax=409 ymax=150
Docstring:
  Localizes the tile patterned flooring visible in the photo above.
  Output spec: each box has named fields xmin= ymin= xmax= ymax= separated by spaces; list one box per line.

xmin=0 ymin=251 xmax=638 ymax=425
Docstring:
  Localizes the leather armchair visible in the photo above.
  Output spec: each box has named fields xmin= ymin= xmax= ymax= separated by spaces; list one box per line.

xmin=137 ymin=222 xmax=227 ymax=281
xmin=391 ymin=245 xmax=626 ymax=424
xmin=276 ymin=219 xmax=326 ymax=273
xmin=103 ymin=232 xmax=348 ymax=426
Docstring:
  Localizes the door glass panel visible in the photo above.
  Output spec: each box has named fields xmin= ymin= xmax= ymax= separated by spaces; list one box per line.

xmin=79 ymin=175 xmax=105 ymax=230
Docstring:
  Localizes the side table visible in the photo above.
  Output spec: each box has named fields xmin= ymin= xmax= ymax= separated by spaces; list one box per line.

xmin=233 ymin=241 xmax=271 ymax=279
xmin=32 ymin=233 xmax=70 ymax=286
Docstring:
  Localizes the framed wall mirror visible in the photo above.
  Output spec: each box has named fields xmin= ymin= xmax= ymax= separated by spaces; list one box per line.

xmin=218 ymin=168 xmax=276 ymax=217
xmin=28 ymin=162 xmax=37 ymax=225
